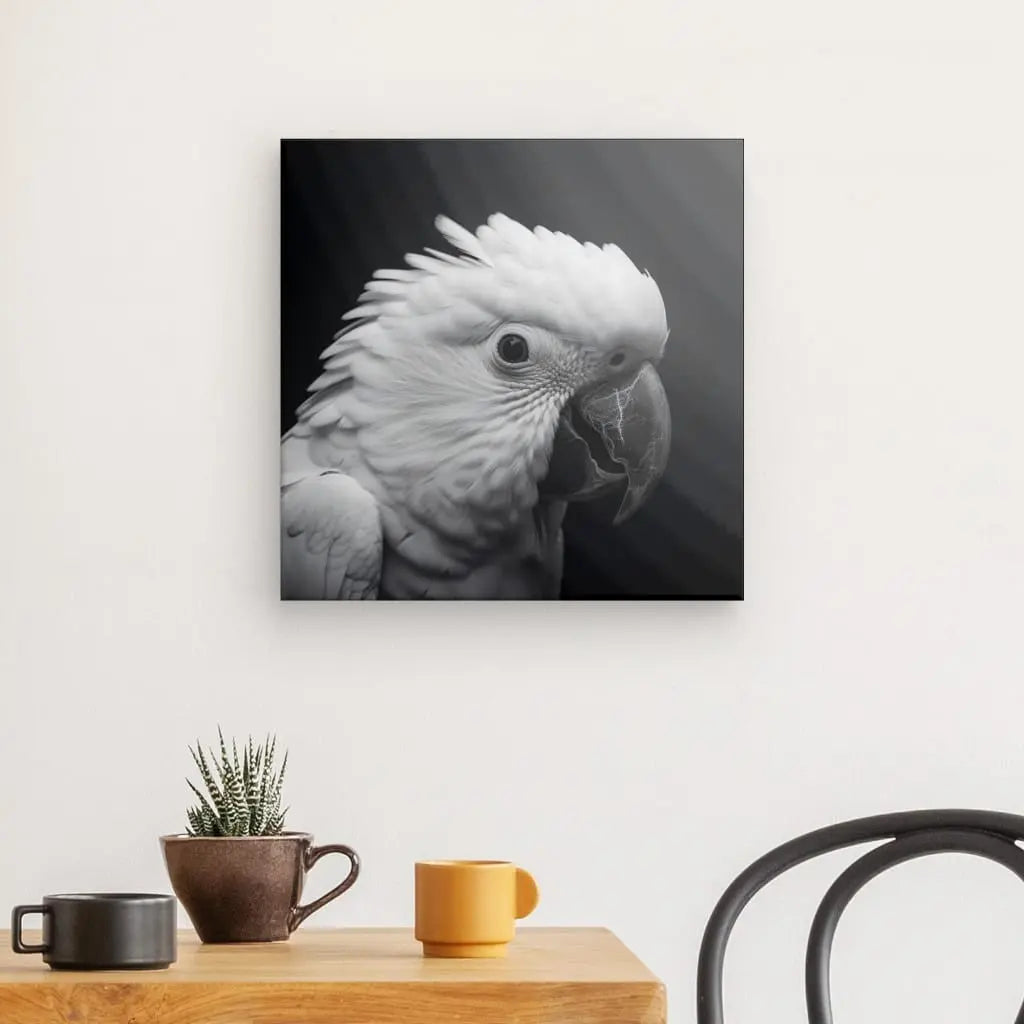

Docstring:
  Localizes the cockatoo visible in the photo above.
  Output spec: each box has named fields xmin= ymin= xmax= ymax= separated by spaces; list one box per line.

xmin=281 ymin=213 xmax=671 ymax=599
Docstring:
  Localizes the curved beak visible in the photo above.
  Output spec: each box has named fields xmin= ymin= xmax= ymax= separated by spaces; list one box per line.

xmin=540 ymin=361 xmax=671 ymax=523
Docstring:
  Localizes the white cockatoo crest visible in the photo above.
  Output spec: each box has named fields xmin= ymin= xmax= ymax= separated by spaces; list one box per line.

xmin=330 ymin=213 xmax=667 ymax=362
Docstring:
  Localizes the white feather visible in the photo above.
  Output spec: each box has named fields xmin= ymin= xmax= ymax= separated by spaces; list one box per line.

xmin=435 ymin=214 xmax=490 ymax=264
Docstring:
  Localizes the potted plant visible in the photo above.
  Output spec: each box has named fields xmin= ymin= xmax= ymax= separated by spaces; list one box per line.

xmin=161 ymin=730 xmax=360 ymax=943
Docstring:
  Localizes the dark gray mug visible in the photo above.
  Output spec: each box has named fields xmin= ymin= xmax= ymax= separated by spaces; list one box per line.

xmin=11 ymin=893 xmax=176 ymax=970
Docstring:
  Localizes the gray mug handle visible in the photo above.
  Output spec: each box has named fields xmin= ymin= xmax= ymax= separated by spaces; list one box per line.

xmin=11 ymin=905 xmax=49 ymax=954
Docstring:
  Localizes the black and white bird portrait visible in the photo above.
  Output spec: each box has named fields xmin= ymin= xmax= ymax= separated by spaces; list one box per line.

xmin=281 ymin=140 xmax=743 ymax=600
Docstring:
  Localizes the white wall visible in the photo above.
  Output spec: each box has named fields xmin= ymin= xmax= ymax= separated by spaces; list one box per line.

xmin=2 ymin=1 xmax=1023 ymax=1020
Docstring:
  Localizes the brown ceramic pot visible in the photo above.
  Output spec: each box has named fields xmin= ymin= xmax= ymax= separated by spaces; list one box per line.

xmin=160 ymin=832 xmax=359 ymax=943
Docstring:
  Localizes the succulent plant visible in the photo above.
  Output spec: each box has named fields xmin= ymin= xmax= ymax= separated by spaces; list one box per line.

xmin=185 ymin=729 xmax=288 ymax=837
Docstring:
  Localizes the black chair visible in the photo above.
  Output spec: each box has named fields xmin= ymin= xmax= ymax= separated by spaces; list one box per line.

xmin=697 ymin=810 xmax=1024 ymax=1023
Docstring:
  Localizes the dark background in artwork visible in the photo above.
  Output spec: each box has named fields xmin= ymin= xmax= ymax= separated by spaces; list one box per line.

xmin=282 ymin=140 xmax=743 ymax=598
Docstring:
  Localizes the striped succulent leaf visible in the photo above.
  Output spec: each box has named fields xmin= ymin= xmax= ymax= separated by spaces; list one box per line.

xmin=199 ymin=802 xmax=219 ymax=836
xmin=212 ymin=756 xmax=240 ymax=834
xmin=189 ymin=744 xmax=219 ymax=801
xmin=267 ymin=806 xmax=287 ymax=835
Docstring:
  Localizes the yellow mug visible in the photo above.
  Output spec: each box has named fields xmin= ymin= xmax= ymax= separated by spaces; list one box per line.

xmin=415 ymin=860 xmax=540 ymax=958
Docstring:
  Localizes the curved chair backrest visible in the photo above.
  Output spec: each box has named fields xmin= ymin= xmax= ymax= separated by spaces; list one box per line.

xmin=696 ymin=810 xmax=1024 ymax=1024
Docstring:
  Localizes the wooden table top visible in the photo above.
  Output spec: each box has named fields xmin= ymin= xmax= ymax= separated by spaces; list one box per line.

xmin=0 ymin=927 xmax=666 ymax=1023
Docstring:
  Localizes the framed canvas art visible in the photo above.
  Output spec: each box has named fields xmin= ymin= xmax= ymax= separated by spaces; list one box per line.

xmin=281 ymin=140 xmax=743 ymax=600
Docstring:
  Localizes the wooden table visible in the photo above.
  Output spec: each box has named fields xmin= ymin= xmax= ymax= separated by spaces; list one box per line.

xmin=0 ymin=927 xmax=666 ymax=1023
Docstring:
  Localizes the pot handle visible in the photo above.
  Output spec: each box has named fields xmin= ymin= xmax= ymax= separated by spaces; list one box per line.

xmin=289 ymin=843 xmax=360 ymax=932
xmin=11 ymin=905 xmax=49 ymax=954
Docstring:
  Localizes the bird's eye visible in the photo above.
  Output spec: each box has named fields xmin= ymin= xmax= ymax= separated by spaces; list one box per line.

xmin=609 ymin=351 xmax=626 ymax=368
xmin=496 ymin=333 xmax=530 ymax=365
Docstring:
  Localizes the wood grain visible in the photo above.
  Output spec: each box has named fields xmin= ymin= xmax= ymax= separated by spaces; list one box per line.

xmin=0 ymin=927 xmax=666 ymax=1023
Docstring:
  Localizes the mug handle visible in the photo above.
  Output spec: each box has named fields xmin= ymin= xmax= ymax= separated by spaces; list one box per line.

xmin=288 ymin=843 xmax=360 ymax=933
xmin=11 ymin=905 xmax=49 ymax=954
xmin=515 ymin=868 xmax=540 ymax=919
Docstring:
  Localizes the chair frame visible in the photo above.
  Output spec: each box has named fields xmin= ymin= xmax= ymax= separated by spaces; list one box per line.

xmin=696 ymin=809 xmax=1024 ymax=1023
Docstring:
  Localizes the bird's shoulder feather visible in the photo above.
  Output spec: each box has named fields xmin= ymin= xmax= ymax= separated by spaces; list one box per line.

xmin=281 ymin=472 xmax=382 ymax=600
